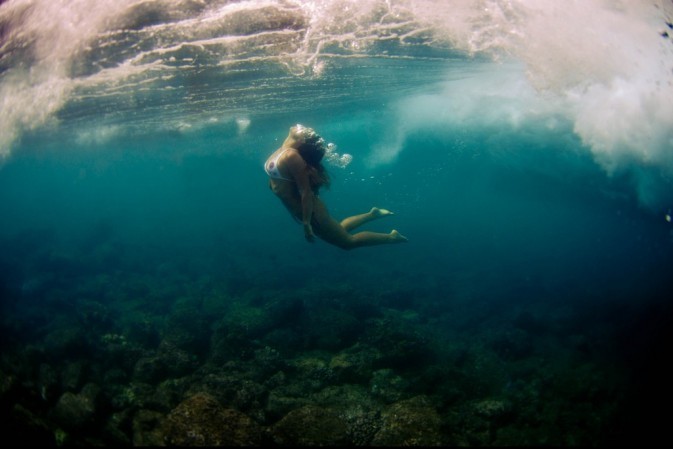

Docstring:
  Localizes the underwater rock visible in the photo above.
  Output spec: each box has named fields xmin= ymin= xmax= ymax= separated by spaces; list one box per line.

xmin=163 ymin=393 xmax=262 ymax=446
xmin=371 ymin=396 xmax=443 ymax=446
xmin=265 ymin=369 xmax=287 ymax=390
xmin=473 ymin=399 xmax=511 ymax=420
xmin=447 ymin=399 xmax=513 ymax=446
xmin=369 ymin=369 xmax=410 ymax=404
xmin=157 ymin=340 xmax=199 ymax=377
xmin=329 ymin=344 xmax=382 ymax=384
xmin=219 ymin=299 xmax=277 ymax=341
xmin=133 ymin=340 xmax=197 ymax=383
xmin=132 ymin=409 xmax=166 ymax=447
xmin=102 ymin=410 xmax=133 ymax=446
xmin=102 ymin=333 xmax=145 ymax=373
xmin=311 ymin=384 xmax=379 ymax=409
xmin=110 ymin=382 xmax=154 ymax=411
xmin=50 ymin=383 xmax=101 ymax=430
xmin=263 ymin=295 xmax=305 ymax=328
xmin=365 ymin=315 xmax=434 ymax=370
xmin=164 ymin=299 xmax=212 ymax=356
xmin=189 ymin=372 xmax=267 ymax=419
xmin=253 ymin=345 xmax=287 ymax=379
xmin=148 ymin=378 xmax=192 ymax=413
xmin=271 ymin=405 xmax=350 ymax=446
xmin=209 ymin=311 xmax=275 ymax=363
xmin=43 ymin=327 xmax=93 ymax=361
xmin=300 ymin=308 xmax=363 ymax=351
xmin=0 ymin=369 xmax=17 ymax=400
xmin=38 ymin=363 xmax=59 ymax=401
xmin=261 ymin=328 xmax=303 ymax=355
xmin=133 ymin=355 xmax=164 ymax=384
xmin=60 ymin=361 xmax=85 ymax=392
xmin=309 ymin=385 xmax=384 ymax=446
xmin=77 ymin=300 xmax=114 ymax=330
xmin=8 ymin=404 xmax=57 ymax=446
xmin=346 ymin=409 xmax=383 ymax=446
xmin=275 ymin=355 xmax=340 ymax=398
xmin=102 ymin=368 xmax=128 ymax=386
xmin=442 ymin=399 xmax=512 ymax=446
xmin=266 ymin=390 xmax=311 ymax=422
xmin=125 ymin=318 xmax=161 ymax=349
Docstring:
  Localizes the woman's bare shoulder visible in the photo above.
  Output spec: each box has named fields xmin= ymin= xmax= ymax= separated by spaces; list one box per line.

xmin=267 ymin=145 xmax=294 ymax=163
xmin=280 ymin=147 xmax=301 ymax=163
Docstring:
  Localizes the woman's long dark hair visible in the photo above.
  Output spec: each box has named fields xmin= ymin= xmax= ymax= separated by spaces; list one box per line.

xmin=297 ymin=140 xmax=330 ymax=192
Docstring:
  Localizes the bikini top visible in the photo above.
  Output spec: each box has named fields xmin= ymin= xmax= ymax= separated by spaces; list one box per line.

xmin=265 ymin=148 xmax=293 ymax=182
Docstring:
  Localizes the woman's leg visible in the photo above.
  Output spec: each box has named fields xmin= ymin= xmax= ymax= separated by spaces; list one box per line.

xmin=314 ymin=202 xmax=407 ymax=250
xmin=340 ymin=207 xmax=394 ymax=232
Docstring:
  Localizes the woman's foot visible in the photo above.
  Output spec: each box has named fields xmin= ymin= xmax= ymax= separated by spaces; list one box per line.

xmin=371 ymin=207 xmax=394 ymax=218
xmin=390 ymin=229 xmax=408 ymax=243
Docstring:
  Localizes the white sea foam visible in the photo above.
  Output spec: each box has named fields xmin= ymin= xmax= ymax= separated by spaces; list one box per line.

xmin=236 ymin=117 xmax=251 ymax=135
xmin=363 ymin=0 xmax=673 ymax=207
xmin=0 ymin=0 xmax=140 ymax=158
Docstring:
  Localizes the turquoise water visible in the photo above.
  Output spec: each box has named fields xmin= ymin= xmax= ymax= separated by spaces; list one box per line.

xmin=1 ymin=0 xmax=673 ymax=445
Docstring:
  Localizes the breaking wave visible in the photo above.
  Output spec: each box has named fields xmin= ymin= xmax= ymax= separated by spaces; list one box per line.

xmin=1 ymin=0 xmax=672 ymax=206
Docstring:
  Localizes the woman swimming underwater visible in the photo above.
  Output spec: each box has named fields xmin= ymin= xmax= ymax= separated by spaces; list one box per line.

xmin=265 ymin=124 xmax=408 ymax=250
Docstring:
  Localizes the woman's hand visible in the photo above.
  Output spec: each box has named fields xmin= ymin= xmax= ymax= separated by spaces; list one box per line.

xmin=304 ymin=223 xmax=315 ymax=242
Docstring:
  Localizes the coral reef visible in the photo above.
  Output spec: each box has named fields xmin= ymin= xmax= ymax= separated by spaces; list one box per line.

xmin=0 ymin=241 xmax=666 ymax=446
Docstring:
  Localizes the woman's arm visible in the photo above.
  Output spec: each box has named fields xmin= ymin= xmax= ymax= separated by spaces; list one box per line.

xmin=285 ymin=151 xmax=316 ymax=242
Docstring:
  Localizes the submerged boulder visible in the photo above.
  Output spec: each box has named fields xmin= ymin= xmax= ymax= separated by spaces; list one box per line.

xmin=50 ymin=383 xmax=101 ymax=430
xmin=132 ymin=409 xmax=165 ymax=447
xmin=271 ymin=405 xmax=350 ymax=446
xmin=8 ymin=404 xmax=57 ymax=446
xmin=163 ymin=393 xmax=261 ymax=446
xmin=371 ymin=396 xmax=443 ymax=446
xmin=133 ymin=340 xmax=197 ymax=383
